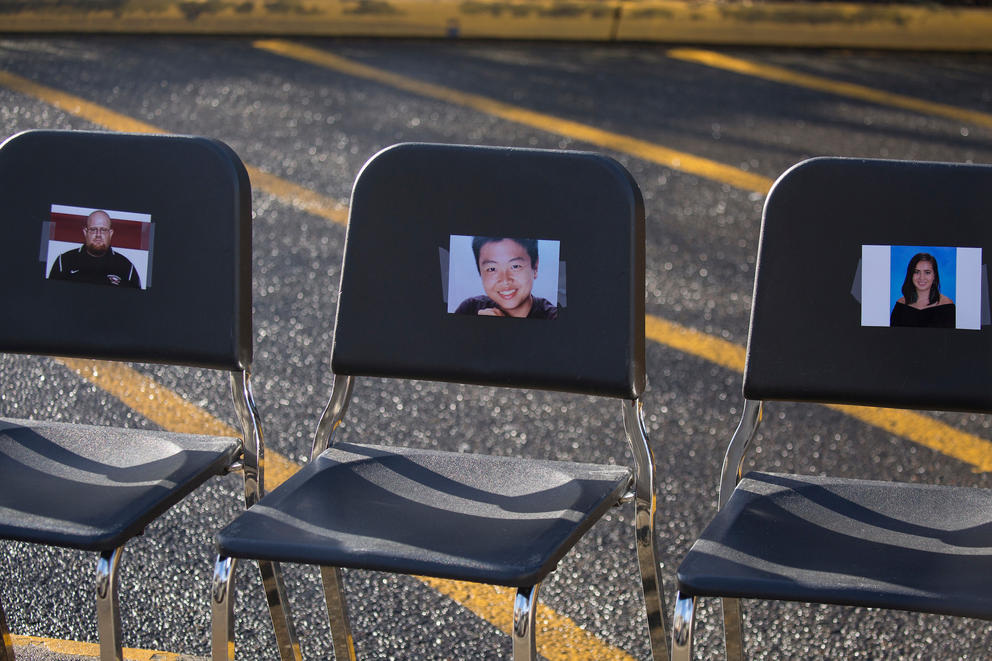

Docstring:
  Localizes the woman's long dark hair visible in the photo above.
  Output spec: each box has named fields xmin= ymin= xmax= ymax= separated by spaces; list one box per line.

xmin=901 ymin=252 xmax=941 ymax=305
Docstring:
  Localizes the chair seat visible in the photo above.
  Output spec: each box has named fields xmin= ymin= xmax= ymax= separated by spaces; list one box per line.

xmin=676 ymin=471 xmax=992 ymax=620
xmin=217 ymin=442 xmax=632 ymax=587
xmin=0 ymin=417 xmax=241 ymax=551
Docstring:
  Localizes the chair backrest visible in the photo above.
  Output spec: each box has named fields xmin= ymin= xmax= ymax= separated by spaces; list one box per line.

xmin=745 ymin=157 xmax=992 ymax=412
xmin=0 ymin=130 xmax=252 ymax=370
xmin=330 ymin=143 xmax=645 ymax=399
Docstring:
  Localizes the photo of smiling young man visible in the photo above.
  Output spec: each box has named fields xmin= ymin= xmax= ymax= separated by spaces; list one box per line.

xmin=453 ymin=236 xmax=559 ymax=320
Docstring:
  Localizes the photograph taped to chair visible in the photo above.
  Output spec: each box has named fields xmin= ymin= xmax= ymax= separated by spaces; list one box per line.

xmin=446 ymin=234 xmax=562 ymax=320
xmin=860 ymin=244 xmax=984 ymax=329
xmin=43 ymin=204 xmax=153 ymax=290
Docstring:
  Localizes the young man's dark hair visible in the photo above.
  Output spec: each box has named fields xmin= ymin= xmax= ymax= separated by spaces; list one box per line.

xmin=471 ymin=237 xmax=539 ymax=274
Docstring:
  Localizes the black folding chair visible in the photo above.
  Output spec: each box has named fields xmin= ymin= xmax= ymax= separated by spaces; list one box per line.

xmin=0 ymin=130 xmax=295 ymax=661
xmin=671 ymin=157 xmax=992 ymax=659
xmin=213 ymin=143 xmax=670 ymax=660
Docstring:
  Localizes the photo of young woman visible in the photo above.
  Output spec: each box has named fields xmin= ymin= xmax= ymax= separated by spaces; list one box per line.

xmin=890 ymin=252 xmax=956 ymax=328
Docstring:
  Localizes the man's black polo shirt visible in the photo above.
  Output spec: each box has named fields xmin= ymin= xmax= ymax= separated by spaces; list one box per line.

xmin=48 ymin=246 xmax=141 ymax=288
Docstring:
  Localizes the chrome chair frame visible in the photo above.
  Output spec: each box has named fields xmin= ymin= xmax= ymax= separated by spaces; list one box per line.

xmin=229 ymin=371 xmax=302 ymax=661
xmin=214 ymin=142 xmax=665 ymax=660
xmin=212 ymin=371 xmax=301 ymax=661
xmin=671 ymin=399 xmax=761 ymax=661
xmin=212 ymin=374 xmax=670 ymax=661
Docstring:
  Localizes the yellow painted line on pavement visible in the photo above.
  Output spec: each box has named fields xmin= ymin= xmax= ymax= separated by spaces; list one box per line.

xmin=11 ymin=634 xmax=202 ymax=660
xmin=419 ymin=576 xmax=639 ymax=661
xmin=667 ymin=48 xmax=992 ymax=133
xmin=0 ymin=70 xmax=348 ymax=226
xmin=56 ymin=359 xmax=234 ymax=437
xmin=56 ymin=358 xmax=301 ymax=486
xmin=830 ymin=404 xmax=992 ymax=473
xmin=0 ymin=70 xmax=160 ymax=134
xmin=253 ymin=39 xmax=775 ymax=194
xmin=644 ymin=315 xmax=992 ymax=472
xmin=247 ymin=167 xmax=348 ymax=225
xmin=645 ymin=314 xmax=746 ymax=373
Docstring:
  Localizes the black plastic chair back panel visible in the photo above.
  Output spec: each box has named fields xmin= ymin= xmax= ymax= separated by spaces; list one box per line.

xmin=744 ymin=157 xmax=992 ymax=412
xmin=0 ymin=130 xmax=251 ymax=370
xmin=331 ymin=143 xmax=646 ymax=399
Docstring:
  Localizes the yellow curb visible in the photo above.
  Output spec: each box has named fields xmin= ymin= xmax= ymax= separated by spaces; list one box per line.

xmin=1 ymin=0 xmax=992 ymax=51
xmin=618 ymin=0 xmax=992 ymax=51
xmin=0 ymin=0 xmax=622 ymax=41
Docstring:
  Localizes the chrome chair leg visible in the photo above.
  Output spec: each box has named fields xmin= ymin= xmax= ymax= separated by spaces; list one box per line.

xmin=95 ymin=547 xmax=124 ymax=661
xmin=721 ymin=597 xmax=744 ymax=661
xmin=212 ymin=555 xmax=237 ymax=661
xmin=511 ymin=584 xmax=540 ymax=661
xmin=671 ymin=592 xmax=696 ymax=661
xmin=258 ymin=560 xmax=302 ymax=661
xmin=0 ymin=593 xmax=14 ymax=661
xmin=622 ymin=399 xmax=671 ymax=661
xmin=633 ymin=500 xmax=671 ymax=661
xmin=233 ymin=372 xmax=301 ymax=660
xmin=320 ymin=567 xmax=356 ymax=660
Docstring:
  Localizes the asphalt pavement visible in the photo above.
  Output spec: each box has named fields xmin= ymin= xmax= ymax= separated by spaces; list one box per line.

xmin=2 ymin=36 xmax=992 ymax=660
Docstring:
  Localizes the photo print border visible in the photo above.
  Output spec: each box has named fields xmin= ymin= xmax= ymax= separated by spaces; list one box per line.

xmin=445 ymin=234 xmax=562 ymax=320
xmin=861 ymin=244 xmax=983 ymax=330
xmin=42 ymin=204 xmax=154 ymax=290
